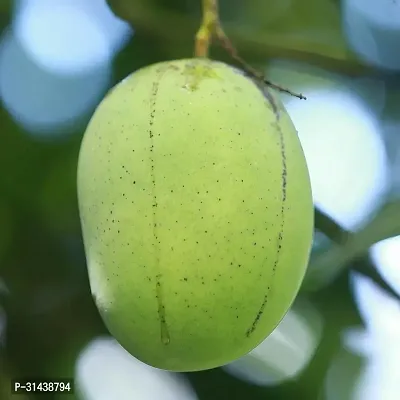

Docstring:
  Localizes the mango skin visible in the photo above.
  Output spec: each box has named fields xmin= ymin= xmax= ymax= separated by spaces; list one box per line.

xmin=77 ymin=58 xmax=314 ymax=372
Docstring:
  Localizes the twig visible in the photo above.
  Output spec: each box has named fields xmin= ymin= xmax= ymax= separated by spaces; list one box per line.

xmin=314 ymin=208 xmax=352 ymax=245
xmin=194 ymin=0 xmax=306 ymax=100
xmin=215 ymin=27 xmax=306 ymax=100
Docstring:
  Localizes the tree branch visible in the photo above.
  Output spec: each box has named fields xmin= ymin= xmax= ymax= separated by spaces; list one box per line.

xmin=305 ymin=200 xmax=400 ymax=292
xmin=314 ymin=208 xmax=352 ymax=245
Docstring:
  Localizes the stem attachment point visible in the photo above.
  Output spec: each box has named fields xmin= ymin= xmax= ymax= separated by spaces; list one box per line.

xmin=194 ymin=0 xmax=306 ymax=100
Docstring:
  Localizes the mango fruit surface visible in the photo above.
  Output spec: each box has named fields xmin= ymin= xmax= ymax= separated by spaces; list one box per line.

xmin=77 ymin=58 xmax=314 ymax=372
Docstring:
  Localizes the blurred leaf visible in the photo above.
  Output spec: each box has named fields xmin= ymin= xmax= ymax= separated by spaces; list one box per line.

xmin=38 ymin=151 xmax=80 ymax=235
xmin=154 ymin=0 xmax=190 ymax=13
xmin=304 ymin=200 xmax=400 ymax=291
xmin=314 ymin=208 xmax=351 ymax=245
xmin=113 ymin=28 xmax=170 ymax=77
xmin=381 ymin=78 xmax=400 ymax=120
xmin=0 ymin=365 xmax=31 ymax=400
xmin=0 ymin=200 xmax=14 ymax=267
xmin=242 ymin=0 xmax=349 ymax=61
xmin=106 ymin=0 xmax=372 ymax=75
xmin=323 ymin=348 xmax=364 ymax=400
xmin=0 ymin=0 xmax=12 ymax=15
xmin=0 ymin=111 xmax=46 ymax=211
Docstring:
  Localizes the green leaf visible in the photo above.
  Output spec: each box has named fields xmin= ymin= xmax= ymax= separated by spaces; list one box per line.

xmin=304 ymin=200 xmax=400 ymax=291
xmin=106 ymin=0 xmax=371 ymax=76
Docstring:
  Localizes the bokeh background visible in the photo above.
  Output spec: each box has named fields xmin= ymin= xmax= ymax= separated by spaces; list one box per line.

xmin=1 ymin=0 xmax=400 ymax=399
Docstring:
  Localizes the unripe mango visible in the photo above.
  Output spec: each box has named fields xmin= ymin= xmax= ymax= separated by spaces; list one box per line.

xmin=77 ymin=58 xmax=313 ymax=372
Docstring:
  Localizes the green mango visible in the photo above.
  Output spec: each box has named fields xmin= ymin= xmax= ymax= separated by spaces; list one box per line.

xmin=77 ymin=58 xmax=313 ymax=372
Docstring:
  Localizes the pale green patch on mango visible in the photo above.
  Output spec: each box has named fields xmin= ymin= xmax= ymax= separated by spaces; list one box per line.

xmin=77 ymin=58 xmax=314 ymax=372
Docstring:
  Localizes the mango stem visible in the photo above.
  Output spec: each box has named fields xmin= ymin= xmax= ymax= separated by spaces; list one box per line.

xmin=194 ymin=0 xmax=218 ymax=57
xmin=194 ymin=0 xmax=306 ymax=100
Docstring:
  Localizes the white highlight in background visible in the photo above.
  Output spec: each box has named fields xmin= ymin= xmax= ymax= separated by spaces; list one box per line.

xmin=285 ymin=89 xmax=388 ymax=230
xmin=0 ymin=28 xmax=111 ymax=136
xmin=75 ymin=337 xmax=198 ymax=400
xmin=223 ymin=301 xmax=322 ymax=386
xmin=370 ymin=235 xmax=400 ymax=295
xmin=344 ymin=273 xmax=400 ymax=400
xmin=13 ymin=0 xmax=132 ymax=75
xmin=343 ymin=0 xmax=400 ymax=70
